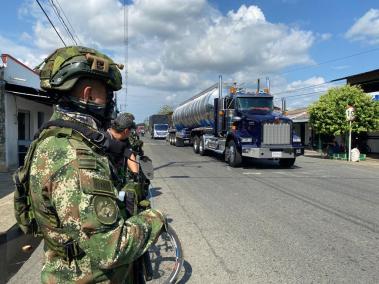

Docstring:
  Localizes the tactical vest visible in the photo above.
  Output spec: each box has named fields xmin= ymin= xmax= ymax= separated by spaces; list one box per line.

xmin=14 ymin=126 xmax=100 ymax=262
xmin=14 ymin=119 xmax=139 ymax=262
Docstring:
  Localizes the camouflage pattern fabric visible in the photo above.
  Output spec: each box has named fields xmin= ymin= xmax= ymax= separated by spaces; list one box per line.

xmin=29 ymin=108 xmax=164 ymax=283
xmin=128 ymin=129 xmax=144 ymax=155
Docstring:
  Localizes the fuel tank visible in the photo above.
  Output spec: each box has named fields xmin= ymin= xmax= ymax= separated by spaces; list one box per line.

xmin=173 ymin=85 xmax=219 ymax=130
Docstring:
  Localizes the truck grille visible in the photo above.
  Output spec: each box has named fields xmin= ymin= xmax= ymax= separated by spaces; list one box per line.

xmin=262 ymin=122 xmax=291 ymax=145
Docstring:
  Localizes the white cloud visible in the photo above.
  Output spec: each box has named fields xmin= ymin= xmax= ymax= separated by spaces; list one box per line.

xmin=0 ymin=35 xmax=44 ymax=67
xmin=319 ymin=33 xmax=332 ymax=41
xmin=286 ymin=76 xmax=326 ymax=91
xmin=162 ymin=5 xmax=314 ymax=74
xmin=6 ymin=0 xmax=319 ymax=121
xmin=346 ymin=9 xmax=379 ymax=44
xmin=273 ymin=76 xmax=344 ymax=110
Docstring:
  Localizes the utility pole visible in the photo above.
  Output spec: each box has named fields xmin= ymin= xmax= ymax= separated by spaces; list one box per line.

xmin=123 ymin=0 xmax=128 ymax=112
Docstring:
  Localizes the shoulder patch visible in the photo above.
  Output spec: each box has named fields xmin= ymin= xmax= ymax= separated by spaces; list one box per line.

xmin=93 ymin=195 xmax=119 ymax=225
xmin=77 ymin=152 xmax=97 ymax=169
xmin=79 ymin=171 xmax=116 ymax=198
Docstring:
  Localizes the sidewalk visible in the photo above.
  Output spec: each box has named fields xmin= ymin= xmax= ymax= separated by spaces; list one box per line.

xmin=0 ymin=172 xmax=16 ymax=233
xmin=304 ymin=149 xmax=379 ymax=165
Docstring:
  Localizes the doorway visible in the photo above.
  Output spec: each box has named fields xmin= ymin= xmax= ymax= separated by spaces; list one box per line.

xmin=17 ymin=110 xmax=31 ymax=166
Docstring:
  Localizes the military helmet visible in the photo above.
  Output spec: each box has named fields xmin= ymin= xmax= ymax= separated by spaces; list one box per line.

xmin=112 ymin=112 xmax=136 ymax=131
xmin=36 ymin=46 xmax=123 ymax=92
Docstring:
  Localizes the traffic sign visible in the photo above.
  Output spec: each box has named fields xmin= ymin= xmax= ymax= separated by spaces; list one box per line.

xmin=346 ymin=106 xmax=355 ymax=121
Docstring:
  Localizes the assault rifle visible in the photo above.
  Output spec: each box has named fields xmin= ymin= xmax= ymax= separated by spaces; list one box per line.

xmin=119 ymin=154 xmax=155 ymax=283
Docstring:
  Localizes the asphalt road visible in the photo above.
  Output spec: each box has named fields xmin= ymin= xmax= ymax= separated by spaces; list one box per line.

xmin=8 ymin=137 xmax=379 ymax=283
xmin=145 ymin=138 xmax=379 ymax=283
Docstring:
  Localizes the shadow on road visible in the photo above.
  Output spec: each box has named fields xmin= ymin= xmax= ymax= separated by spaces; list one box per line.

xmin=240 ymin=158 xmax=301 ymax=170
xmin=149 ymin=187 xmax=163 ymax=198
xmin=177 ymin=260 xmax=192 ymax=283
xmin=0 ymin=224 xmax=42 ymax=283
xmin=202 ymin=152 xmax=302 ymax=170
xmin=154 ymin=160 xmax=215 ymax=171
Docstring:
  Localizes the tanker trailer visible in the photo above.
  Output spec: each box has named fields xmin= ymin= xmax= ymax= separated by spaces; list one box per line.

xmin=168 ymin=76 xmax=304 ymax=167
xmin=168 ymin=84 xmax=219 ymax=146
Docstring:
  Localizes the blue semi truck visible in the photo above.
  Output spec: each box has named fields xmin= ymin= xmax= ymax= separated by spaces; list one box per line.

xmin=167 ymin=76 xmax=304 ymax=167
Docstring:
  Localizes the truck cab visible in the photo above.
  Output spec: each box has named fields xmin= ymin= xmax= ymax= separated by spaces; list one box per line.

xmin=216 ymin=92 xmax=303 ymax=167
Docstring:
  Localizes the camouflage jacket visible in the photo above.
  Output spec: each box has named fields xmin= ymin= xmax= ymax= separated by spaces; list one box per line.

xmin=128 ymin=130 xmax=143 ymax=155
xmin=29 ymin=107 xmax=163 ymax=283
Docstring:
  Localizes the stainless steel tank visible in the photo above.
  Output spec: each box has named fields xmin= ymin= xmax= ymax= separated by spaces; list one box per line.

xmin=173 ymin=85 xmax=219 ymax=129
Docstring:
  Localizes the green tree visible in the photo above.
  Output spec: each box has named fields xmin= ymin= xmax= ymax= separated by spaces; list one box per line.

xmin=308 ymin=85 xmax=379 ymax=136
xmin=158 ymin=104 xmax=174 ymax=115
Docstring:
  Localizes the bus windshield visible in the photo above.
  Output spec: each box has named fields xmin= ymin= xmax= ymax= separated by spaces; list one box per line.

xmin=236 ymin=97 xmax=273 ymax=113
xmin=154 ymin=124 xmax=168 ymax=131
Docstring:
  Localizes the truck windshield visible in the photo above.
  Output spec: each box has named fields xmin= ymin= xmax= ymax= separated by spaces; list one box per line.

xmin=155 ymin=124 xmax=168 ymax=131
xmin=236 ymin=97 xmax=273 ymax=113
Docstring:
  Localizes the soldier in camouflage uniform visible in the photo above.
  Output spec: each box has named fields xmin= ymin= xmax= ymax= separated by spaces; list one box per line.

xmin=107 ymin=113 xmax=139 ymax=181
xmin=114 ymin=113 xmax=144 ymax=156
xmin=29 ymin=46 xmax=164 ymax=283
xmin=110 ymin=112 xmax=144 ymax=156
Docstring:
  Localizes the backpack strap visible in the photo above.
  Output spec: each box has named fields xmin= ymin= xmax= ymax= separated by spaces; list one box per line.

xmin=36 ymin=119 xmax=133 ymax=159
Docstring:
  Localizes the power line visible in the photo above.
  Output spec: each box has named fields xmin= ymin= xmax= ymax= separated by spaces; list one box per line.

xmin=55 ymin=0 xmax=81 ymax=45
xmin=36 ymin=0 xmax=66 ymax=46
xmin=272 ymin=81 xmax=333 ymax=96
xmin=279 ymin=46 xmax=379 ymax=76
xmin=48 ymin=0 xmax=77 ymax=45
xmin=272 ymin=80 xmax=344 ymax=97
xmin=281 ymin=89 xmax=326 ymax=99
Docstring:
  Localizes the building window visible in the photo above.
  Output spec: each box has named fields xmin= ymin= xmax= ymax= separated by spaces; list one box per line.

xmin=38 ymin=112 xmax=44 ymax=128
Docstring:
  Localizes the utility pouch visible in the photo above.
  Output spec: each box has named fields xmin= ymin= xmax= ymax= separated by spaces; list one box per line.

xmin=13 ymin=138 xmax=41 ymax=235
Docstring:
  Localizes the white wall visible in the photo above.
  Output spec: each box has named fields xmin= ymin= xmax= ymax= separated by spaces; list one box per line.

xmin=3 ymin=56 xmax=39 ymax=89
xmin=4 ymin=93 xmax=53 ymax=169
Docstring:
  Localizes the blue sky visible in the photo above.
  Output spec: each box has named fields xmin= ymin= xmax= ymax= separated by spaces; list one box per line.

xmin=1 ymin=0 xmax=379 ymax=122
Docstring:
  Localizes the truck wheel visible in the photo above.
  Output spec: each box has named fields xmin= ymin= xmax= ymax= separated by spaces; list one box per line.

xmin=199 ymin=136 xmax=206 ymax=156
xmin=175 ymin=137 xmax=184 ymax=147
xmin=279 ymin=158 xmax=296 ymax=168
xmin=227 ymin=141 xmax=242 ymax=167
xmin=193 ymin=136 xmax=200 ymax=153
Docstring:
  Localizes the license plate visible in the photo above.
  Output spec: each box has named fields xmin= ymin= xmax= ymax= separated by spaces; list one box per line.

xmin=272 ymin=152 xmax=282 ymax=158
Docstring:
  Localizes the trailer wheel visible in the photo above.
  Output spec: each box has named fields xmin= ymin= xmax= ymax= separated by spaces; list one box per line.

xmin=227 ymin=141 xmax=242 ymax=167
xmin=193 ymin=136 xmax=200 ymax=153
xmin=279 ymin=158 xmax=296 ymax=168
xmin=199 ymin=136 xmax=206 ymax=156
xmin=175 ymin=137 xmax=184 ymax=147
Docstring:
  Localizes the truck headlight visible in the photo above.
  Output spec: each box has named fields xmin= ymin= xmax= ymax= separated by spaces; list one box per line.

xmin=293 ymin=136 xmax=301 ymax=143
xmin=240 ymin=137 xmax=252 ymax=143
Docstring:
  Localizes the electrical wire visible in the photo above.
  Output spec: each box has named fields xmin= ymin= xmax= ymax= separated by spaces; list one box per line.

xmin=272 ymin=81 xmax=334 ymax=96
xmin=48 ymin=0 xmax=77 ymax=45
xmin=36 ymin=0 xmax=66 ymax=46
xmin=55 ymin=0 xmax=81 ymax=45
xmin=279 ymin=46 xmax=379 ymax=76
